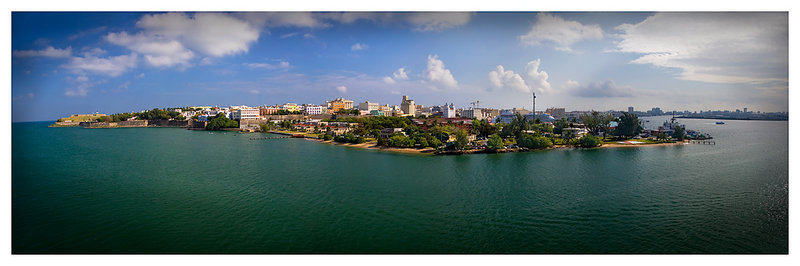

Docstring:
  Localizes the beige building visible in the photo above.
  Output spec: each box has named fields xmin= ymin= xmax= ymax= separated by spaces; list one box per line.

xmin=400 ymin=96 xmax=415 ymax=116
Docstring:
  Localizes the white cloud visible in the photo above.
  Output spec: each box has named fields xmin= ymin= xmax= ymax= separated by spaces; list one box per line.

xmin=524 ymin=59 xmax=552 ymax=93
xmin=106 ymin=32 xmax=195 ymax=67
xmin=383 ymin=76 xmax=396 ymax=84
xmin=488 ymin=59 xmax=552 ymax=94
xmin=64 ymin=75 xmax=106 ymax=97
xmin=336 ymin=85 xmax=348 ymax=93
xmin=351 ymin=43 xmax=368 ymax=51
xmin=303 ymin=33 xmax=316 ymax=39
xmin=13 ymin=46 xmax=72 ymax=58
xmin=280 ymin=32 xmax=300 ymax=39
xmin=106 ymin=12 xmax=260 ymax=69
xmin=519 ymin=13 xmax=604 ymax=52
xmin=614 ymin=12 xmax=788 ymax=84
xmin=249 ymin=89 xmax=260 ymax=95
xmin=569 ymin=80 xmax=634 ymax=98
xmin=393 ymin=68 xmax=409 ymax=80
xmin=488 ymin=65 xmax=530 ymax=93
xmin=136 ymin=73 xmax=146 ymax=79
xmin=245 ymin=61 xmax=291 ymax=69
xmin=235 ymin=12 xmax=330 ymax=29
xmin=425 ymin=55 xmax=458 ymax=90
xmin=135 ymin=13 xmax=260 ymax=57
xmin=63 ymin=53 xmax=138 ymax=77
xmin=406 ymin=13 xmax=472 ymax=32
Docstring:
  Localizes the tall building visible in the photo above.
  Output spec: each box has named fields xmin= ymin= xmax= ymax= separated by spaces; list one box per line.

xmin=628 ymin=106 xmax=634 ymax=113
xmin=304 ymin=105 xmax=326 ymax=115
xmin=400 ymin=96 xmax=415 ymax=116
xmin=330 ymin=98 xmax=354 ymax=112
xmin=443 ymin=103 xmax=456 ymax=118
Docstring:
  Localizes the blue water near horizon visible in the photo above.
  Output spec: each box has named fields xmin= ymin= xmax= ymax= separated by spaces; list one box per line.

xmin=11 ymin=116 xmax=788 ymax=253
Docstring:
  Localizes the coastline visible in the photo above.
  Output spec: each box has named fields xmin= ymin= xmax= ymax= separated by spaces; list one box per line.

xmin=305 ymin=134 xmax=688 ymax=155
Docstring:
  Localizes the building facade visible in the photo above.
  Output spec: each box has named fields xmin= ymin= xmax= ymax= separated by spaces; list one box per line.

xmin=442 ymin=103 xmax=456 ymax=118
xmin=359 ymin=101 xmax=379 ymax=111
xmin=330 ymin=98 xmax=354 ymax=112
xmin=400 ymin=96 xmax=415 ymax=116
xmin=233 ymin=108 xmax=260 ymax=120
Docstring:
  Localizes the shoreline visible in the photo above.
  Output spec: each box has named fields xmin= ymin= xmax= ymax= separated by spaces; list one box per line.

xmin=305 ymin=134 xmax=689 ymax=155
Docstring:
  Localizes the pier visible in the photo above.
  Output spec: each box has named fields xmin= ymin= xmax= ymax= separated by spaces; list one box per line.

xmin=689 ymin=140 xmax=715 ymax=145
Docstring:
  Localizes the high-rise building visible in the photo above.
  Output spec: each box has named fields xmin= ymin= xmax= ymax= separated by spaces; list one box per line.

xmin=400 ymin=96 xmax=415 ymax=116
xmin=628 ymin=106 xmax=634 ymax=113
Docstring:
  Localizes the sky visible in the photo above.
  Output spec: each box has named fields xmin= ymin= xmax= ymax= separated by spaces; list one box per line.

xmin=11 ymin=12 xmax=789 ymax=122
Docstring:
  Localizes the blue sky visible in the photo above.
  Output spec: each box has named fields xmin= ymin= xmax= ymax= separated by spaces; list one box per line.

xmin=11 ymin=12 xmax=788 ymax=122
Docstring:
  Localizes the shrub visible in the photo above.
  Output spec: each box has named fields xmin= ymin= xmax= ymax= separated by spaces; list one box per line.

xmin=577 ymin=135 xmax=602 ymax=148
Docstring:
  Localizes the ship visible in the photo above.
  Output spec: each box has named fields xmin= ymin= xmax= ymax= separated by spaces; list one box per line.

xmin=716 ymin=121 xmax=725 ymax=124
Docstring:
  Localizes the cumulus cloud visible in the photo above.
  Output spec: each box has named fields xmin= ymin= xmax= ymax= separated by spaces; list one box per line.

xmin=519 ymin=13 xmax=604 ymax=52
xmin=106 ymin=12 xmax=260 ymax=68
xmin=614 ymin=12 xmax=788 ymax=84
xmin=488 ymin=65 xmax=530 ymax=92
xmin=106 ymin=31 xmax=195 ymax=68
xmin=425 ymin=55 xmax=458 ymax=90
xmin=244 ymin=61 xmax=291 ymax=69
xmin=336 ymin=85 xmax=348 ymax=93
xmin=569 ymin=80 xmax=634 ymax=98
xmin=351 ymin=43 xmax=368 ymax=51
xmin=383 ymin=76 xmax=396 ymax=84
xmin=63 ymin=53 xmax=138 ymax=77
xmin=488 ymin=59 xmax=552 ymax=94
xmin=524 ymin=59 xmax=552 ymax=93
xmin=393 ymin=68 xmax=409 ymax=80
xmin=13 ymin=46 xmax=72 ymax=58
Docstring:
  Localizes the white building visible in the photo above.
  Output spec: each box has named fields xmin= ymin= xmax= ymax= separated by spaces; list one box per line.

xmin=442 ymin=103 xmax=456 ymax=118
xmin=359 ymin=101 xmax=379 ymax=111
xmin=233 ymin=108 xmax=260 ymax=120
xmin=461 ymin=108 xmax=484 ymax=120
xmin=400 ymin=96 xmax=415 ymax=116
xmin=305 ymin=105 xmax=326 ymax=115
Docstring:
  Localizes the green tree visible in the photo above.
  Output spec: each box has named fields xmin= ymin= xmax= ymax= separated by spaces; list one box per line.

xmin=454 ymin=129 xmax=469 ymax=150
xmin=672 ymin=125 xmax=686 ymax=141
xmin=577 ymin=134 xmax=602 ymax=148
xmin=486 ymin=134 xmax=504 ymax=151
xmin=614 ymin=112 xmax=643 ymax=139
xmin=580 ymin=111 xmax=614 ymax=139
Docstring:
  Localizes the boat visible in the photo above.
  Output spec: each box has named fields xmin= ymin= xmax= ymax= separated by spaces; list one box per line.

xmin=715 ymin=121 xmax=725 ymax=124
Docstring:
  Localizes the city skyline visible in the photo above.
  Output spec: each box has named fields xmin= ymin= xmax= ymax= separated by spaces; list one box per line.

xmin=12 ymin=12 xmax=789 ymax=122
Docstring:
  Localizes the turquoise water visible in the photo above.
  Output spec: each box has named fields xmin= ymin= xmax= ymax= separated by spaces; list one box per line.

xmin=12 ymin=117 xmax=788 ymax=253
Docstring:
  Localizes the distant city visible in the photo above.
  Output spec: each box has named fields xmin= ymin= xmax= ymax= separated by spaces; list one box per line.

xmin=107 ymin=94 xmax=788 ymax=124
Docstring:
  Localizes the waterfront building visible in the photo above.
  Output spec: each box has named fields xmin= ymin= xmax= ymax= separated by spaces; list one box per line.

xmin=359 ymin=101 xmax=379 ymax=112
xmin=330 ymin=98 xmax=354 ymax=112
xmin=380 ymin=128 xmax=405 ymax=139
xmin=401 ymin=96 xmax=416 ymax=116
xmin=233 ymin=108 xmax=260 ymax=121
